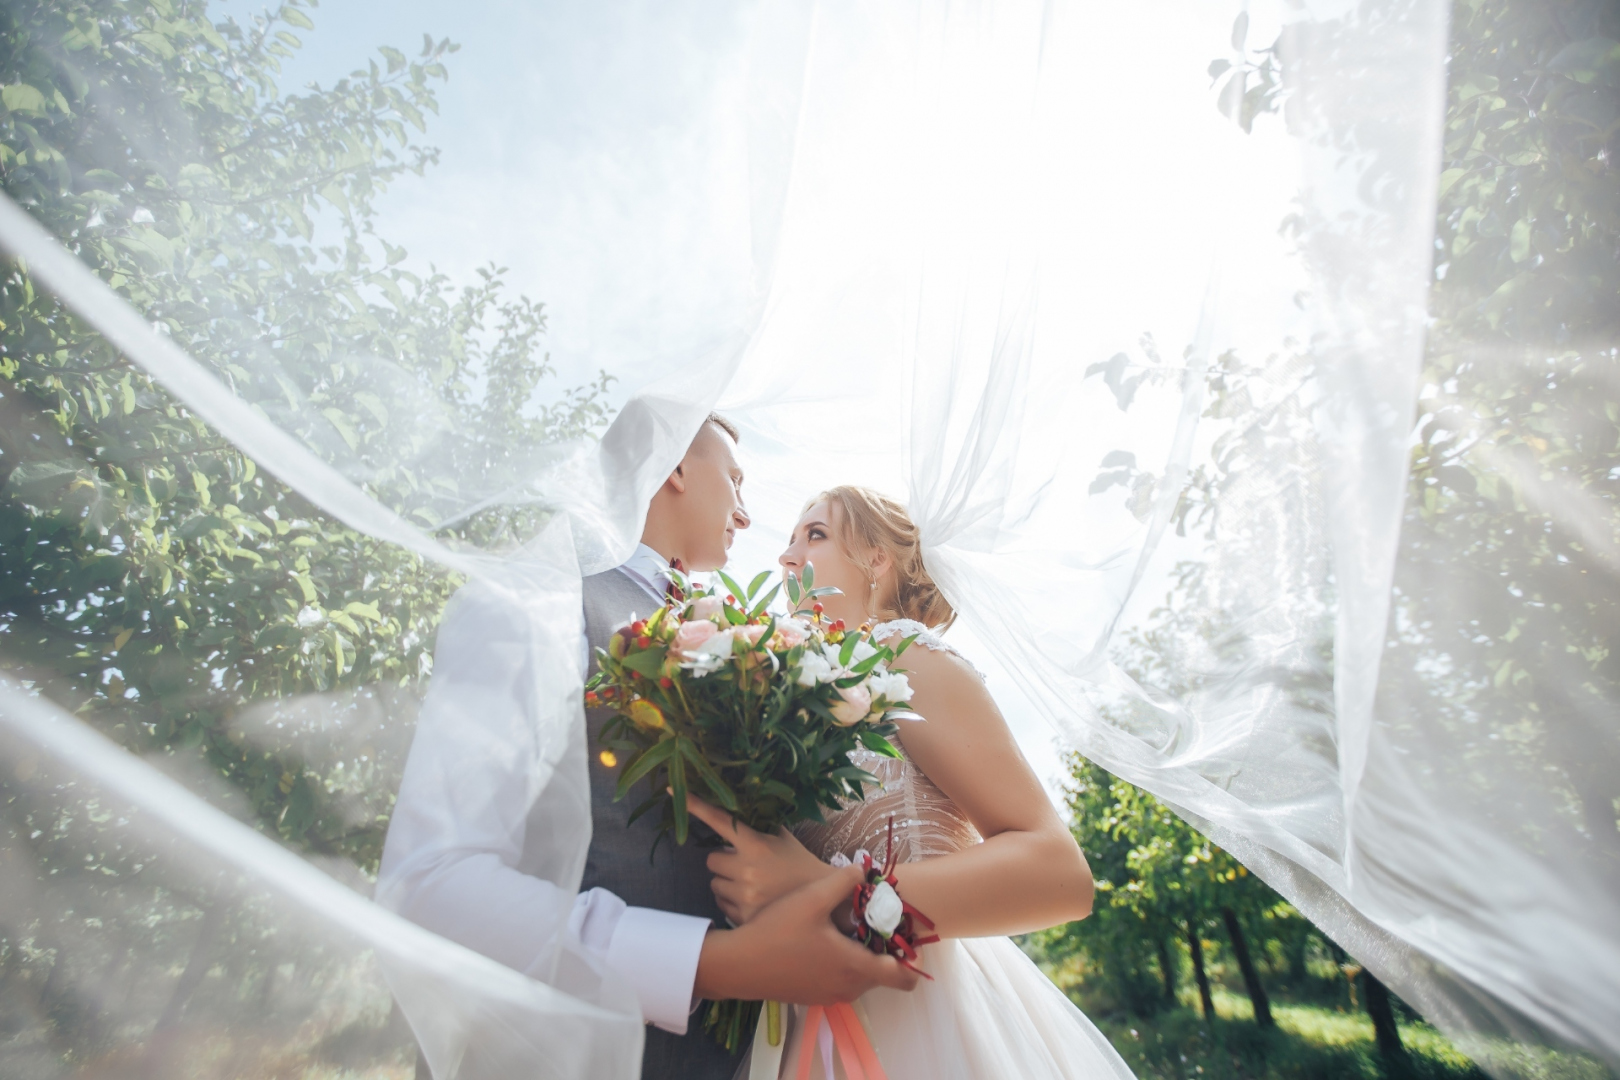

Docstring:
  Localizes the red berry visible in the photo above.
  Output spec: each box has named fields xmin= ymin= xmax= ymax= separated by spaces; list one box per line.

xmin=726 ymin=595 xmax=736 ymax=605
xmin=637 ymin=636 xmax=650 ymax=648
xmin=812 ymin=602 xmax=824 ymax=615
xmin=658 ymin=677 xmax=673 ymax=689
xmin=631 ymin=620 xmax=646 ymax=635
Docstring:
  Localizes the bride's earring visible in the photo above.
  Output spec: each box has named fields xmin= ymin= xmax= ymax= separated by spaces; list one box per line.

xmin=867 ymin=579 xmax=877 ymax=619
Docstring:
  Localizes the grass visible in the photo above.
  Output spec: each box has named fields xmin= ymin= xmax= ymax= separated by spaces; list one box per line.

xmin=1088 ymin=988 xmax=1490 ymax=1080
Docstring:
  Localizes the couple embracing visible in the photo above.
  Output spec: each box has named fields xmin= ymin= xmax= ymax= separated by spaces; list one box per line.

xmin=377 ymin=415 xmax=1134 ymax=1080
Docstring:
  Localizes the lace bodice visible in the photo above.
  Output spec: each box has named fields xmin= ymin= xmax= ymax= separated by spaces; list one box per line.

xmin=793 ymin=620 xmax=981 ymax=864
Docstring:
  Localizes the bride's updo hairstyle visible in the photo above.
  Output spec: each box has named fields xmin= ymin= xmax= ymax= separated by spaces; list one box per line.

xmin=811 ymin=486 xmax=956 ymax=631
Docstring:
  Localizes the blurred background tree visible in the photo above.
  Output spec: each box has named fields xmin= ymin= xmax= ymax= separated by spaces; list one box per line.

xmin=1033 ymin=0 xmax=1616 ymax=1076
xmin=1 ymin=1 xmax=617 ymax=1067
xmin=0 ymin=0 xmax=612 ymax=869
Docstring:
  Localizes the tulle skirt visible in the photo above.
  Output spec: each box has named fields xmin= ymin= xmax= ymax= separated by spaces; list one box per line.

xmin=755 ymin=937 xmax=1136 ymax=1080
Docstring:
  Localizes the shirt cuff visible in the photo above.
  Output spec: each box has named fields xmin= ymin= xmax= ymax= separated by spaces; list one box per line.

xmin=606 ymin=905 xmax=712 ymax=1034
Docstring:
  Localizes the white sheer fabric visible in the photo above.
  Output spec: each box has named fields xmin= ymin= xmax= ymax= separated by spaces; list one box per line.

xmin=1 ymin=0 xmax=1616 ymax=1078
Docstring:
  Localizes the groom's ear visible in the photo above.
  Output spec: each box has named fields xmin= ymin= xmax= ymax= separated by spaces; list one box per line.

xmin=665 ymin=461 xmax=689 ymax=495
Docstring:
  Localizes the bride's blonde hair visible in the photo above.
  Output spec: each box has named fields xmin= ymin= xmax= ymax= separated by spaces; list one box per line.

xmin=808 ymin=486 xmax=956 ymax=631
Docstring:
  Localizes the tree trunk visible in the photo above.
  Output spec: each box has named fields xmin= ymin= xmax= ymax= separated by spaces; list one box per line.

xmin=1186 ymin=922 xmax=1215 ymax=1021
xmin=155 ymin=905 xmax=221 ymax=1033
xmin=1221 ymin=907 xmax=1274 ymax=1028
xmin=1363 ymin=970 xmax=1407 ymax=1067
xmin=1155 ymin=935 xmax=1177 ymax=1006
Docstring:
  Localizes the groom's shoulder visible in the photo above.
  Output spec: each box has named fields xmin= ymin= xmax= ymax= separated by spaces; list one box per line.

xmin=581 ymin=566 xmax=643 ymax=603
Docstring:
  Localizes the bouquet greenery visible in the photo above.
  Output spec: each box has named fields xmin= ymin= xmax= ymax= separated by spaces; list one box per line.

xmin=583 ymin=564 xmax=920 ymax=1049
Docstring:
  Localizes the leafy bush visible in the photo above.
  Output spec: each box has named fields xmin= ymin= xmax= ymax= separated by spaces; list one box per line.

xmin=0 ymin=0 xmax=610 ymax=868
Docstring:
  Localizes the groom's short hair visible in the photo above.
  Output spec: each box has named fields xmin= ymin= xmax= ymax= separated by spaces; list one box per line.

xmin=705 ymin=412 xmax=740 ymax=443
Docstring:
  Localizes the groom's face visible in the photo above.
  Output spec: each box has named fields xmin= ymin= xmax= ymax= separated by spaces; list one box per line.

xmin=677 ymin=422 xmax=750 ymax=571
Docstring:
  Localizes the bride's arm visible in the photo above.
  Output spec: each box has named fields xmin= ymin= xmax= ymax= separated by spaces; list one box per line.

xmin=872 ymin=643 xmax=1093 ymax=938
xmin=695 ymin=643 xmax=1093 ymax=939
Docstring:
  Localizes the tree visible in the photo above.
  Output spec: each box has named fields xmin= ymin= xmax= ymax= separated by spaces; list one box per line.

xmin=1067 ymin=0 xmax=1618 ymax=1060
xmin=1056 ymin=751 xmax=1292 ymax=1027
xmin=1 ymin=0 xmax=611 ymax=865
xmin=1387 ymin=0 xmax=1620 ymax=871
xmin=0 ymin=1 xmax=611 ymax=1067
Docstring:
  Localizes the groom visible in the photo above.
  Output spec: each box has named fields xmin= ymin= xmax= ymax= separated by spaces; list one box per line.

xmin=378 ymin=413 xmax=917 ymax=1079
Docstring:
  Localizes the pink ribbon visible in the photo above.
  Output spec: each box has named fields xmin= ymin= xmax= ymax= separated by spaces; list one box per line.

xmin=793 ymin=1002 xmax=886 ymax=1080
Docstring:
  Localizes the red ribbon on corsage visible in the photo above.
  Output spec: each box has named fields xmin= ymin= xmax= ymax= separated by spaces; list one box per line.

xmin=787 ymin=817 xmax=938 ymax=1080
xmin=848 ymin=816 xmax=940 ymax=977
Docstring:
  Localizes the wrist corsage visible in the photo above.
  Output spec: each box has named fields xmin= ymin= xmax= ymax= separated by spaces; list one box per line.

xmin=843 ymin=816 xmax=939 ymax=976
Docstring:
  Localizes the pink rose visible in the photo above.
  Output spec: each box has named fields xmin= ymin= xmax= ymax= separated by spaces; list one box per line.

xmin=672 ymin=619 xmax=718 ymax=653
xmin=830 ymin=683 xmax=872 ymax=726
xmin=773 ymin=618 xmax=811 ymax=649
xmin=736 ymin=623 xmax=768 ymax=647
xmin=690 ymin=595 xmax=724 ymax=621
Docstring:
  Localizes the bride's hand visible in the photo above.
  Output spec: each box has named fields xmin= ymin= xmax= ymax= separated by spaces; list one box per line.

xmin=686 ymin=794 xmax=836 ymax=926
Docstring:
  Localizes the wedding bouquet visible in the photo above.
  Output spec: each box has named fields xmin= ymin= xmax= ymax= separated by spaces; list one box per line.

xmin=584 ymin=565 xmax=920 ymax=1048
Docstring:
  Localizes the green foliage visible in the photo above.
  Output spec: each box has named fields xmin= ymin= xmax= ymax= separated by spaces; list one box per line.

xmin=1388 ymin=0 xmax=1620 ymax=864
xmin=1061 ymin=0 xmax=1619 ymax=1064
xmin=1039 ymin=751 xmax=1304 ymax=1020
xmin=1094 ymin=1003 xmax=1491 ymax=1080
xmin=0 ymin=0 xmax=611 ymax=869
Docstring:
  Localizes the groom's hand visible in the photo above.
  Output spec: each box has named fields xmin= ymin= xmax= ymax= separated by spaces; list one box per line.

xmin=692 ymin=865 xmax=922 ymax=1005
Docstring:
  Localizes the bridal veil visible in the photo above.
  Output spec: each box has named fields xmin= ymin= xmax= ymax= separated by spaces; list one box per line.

xmin=0 ymin=0 xmax=1615 ymax=1077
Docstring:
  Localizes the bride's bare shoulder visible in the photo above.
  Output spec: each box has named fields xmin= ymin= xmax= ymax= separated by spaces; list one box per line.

xmin=876 ymin=626 xmax=983 ymax=689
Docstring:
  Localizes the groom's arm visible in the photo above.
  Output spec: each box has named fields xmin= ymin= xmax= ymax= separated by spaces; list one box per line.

xmin=374 ymin=584 xmax=708 ymax=1033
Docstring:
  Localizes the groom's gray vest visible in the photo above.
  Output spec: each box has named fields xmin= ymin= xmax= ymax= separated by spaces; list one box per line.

xmin=581 ymin=570 xmax=741 ymax=1080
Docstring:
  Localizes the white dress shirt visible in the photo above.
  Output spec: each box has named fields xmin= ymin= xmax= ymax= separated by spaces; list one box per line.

xmin=376 ymin=543 xmax=709 ymax=1034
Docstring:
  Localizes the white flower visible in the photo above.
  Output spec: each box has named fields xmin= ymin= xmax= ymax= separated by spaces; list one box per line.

xmin=864 ymin=880 xmax=904 ymax=937
xmin=679 ymin=628 xmax=736 ymax=677
xmin=867 ymin=669 xmax=914 ymax=704
xmin=796 ymin=650 xmax=835 ymax=687
xmin=850 ymin=639 xmax=878 ymax=665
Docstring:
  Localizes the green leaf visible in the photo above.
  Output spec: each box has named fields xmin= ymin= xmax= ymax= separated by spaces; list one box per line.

xmin=839 ymin=633 xmax=858 ymax=668
xmin=619 ymin=646 xmax=668 ymax=677
xmin=848 ymin=650 xmax=885 ymax=677
xmin=1510 ymin=217 xmax=1532 ymax=263
xmin=615 ymin=738 xmax=677 ymax=800
xmin=344 ymin=601 xmax=382 ymax=622
xmin=2 ymin=84 xmax=47 ymax=114
xmin=747 ymin=570 xmax=772 ymax=599
xmin=716 ymin=570 xmax=746 ymax=604
xmin=858 ymin=729 xmax=902 ymax=758
xmin=670 ymin=750 xmax=689 ymax=844
xmin=892 ymin=633 xmax=920 ymax=658
xmin=802 ymin=564 xmax=815 ymax=593
xmin=282 ymin=6 xmax=315 ymax=30
xmin=829 ymin=765 xmax=880 ymax=786
xmin=785 ymin=572 xmax=801 ymax=606
xmin=760 ymin=779 xmax=798 ymax=802
xmin=748 ymin=583 xmax=781 ymax=619
xmin=379 ymin=45 xmax=408 ymax=73
xmin=679 ymin=740 xmax=737 ymax=810
xmin=625 ymin=793 xmax=661 ymax=828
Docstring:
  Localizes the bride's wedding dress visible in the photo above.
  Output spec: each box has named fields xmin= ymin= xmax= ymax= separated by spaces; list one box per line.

xmin=757 ymin=620 xmax=1138 ymax=1080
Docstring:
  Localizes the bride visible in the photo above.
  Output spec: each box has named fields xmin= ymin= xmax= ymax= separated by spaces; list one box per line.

xmin=685 ymin=486 xmax=1136 ymax=1080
